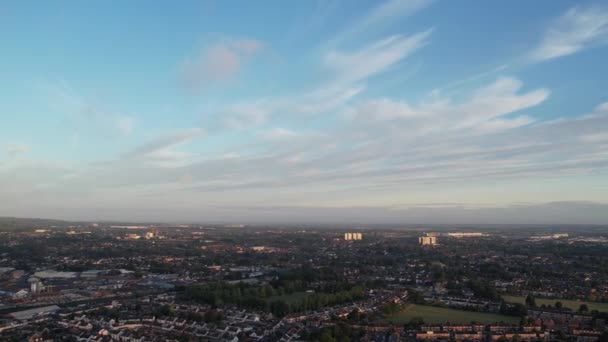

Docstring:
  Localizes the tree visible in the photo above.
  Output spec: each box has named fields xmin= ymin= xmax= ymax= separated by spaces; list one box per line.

xmin=204 ymin=309 xmax=224 ymax=323
xmin=501 ymin=303 xmax=527 ymax=317
xmin=555 ymin=301 xmax=563 ymax=310
xmin=578 ymin=304 xmax=589 ymax=313
xmin=382 ymin=302 xmax=403 ymax=315
xmin=525 ymin=294 xmax=536 ymax=307
xmin=269 ymin=300 xmax=289 ymax=317
xmin=347 ymin=308 xmax=360 ymax=321
xmin=320 ymin=330 xmax=337 ymax=342
xmin=157 ymin=304 xmax=174 ymax=317
xmin=106 ymin=269 xmax=122 ymax=276
xmin=408 ymin=316 xmax=425 ymax=328
xmin=407 ymin=288 xmax=426 ymax=304
xmin=469 ymin=280 xmax=500 ymax=300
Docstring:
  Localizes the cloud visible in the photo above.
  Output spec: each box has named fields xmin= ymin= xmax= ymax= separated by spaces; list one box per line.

xmin=596 ymin=101 xmax=608 ymax=113
xmin=343 ymin=98 xmax=424 ymax=121
xmin=41 ymin=80 xmax=136 ymax=137
xmin=216 ymin=85 xmax=365 ymax=130
xmin=324 ymin=30 xmax=432 ymax=84
xmin=3 ymin=201 xmax=606 ymax=225
xmin=327 ymin=0 xmax=434 ymax=47
xmin=580 ymin=133 xmax=608 ymax=143
xmin=6 ymin=144 xmax=30 ymax=158
xmin=213 ymin=30 xmax=429 ymax=130
xmin=474 ymin=116 xmax=534 ymax=134
xmin=220 ymin=101 xmax=273 ymax=129
xmin=5 ymin=2 xmax=608 ymax=224
xmin=530 ymin=5 xmax=608 ymax=61
xmin=295 ymin=86 xmax=366 ymax=115
xmin=458 ymin=77 xmax=549 ymax=129
xmin=344 ymin=77 xmax=548 ymax=133
xmin=179 ymin=38 xmax=263 ymax=90
xmin=116 ymin=116 xmax=136 ymax=135
xmin=193 ymin=201 xmax=608 ymax=225
xmin=3 ymin=101 xmax=608 ymax=224
xmin=123 ymin=128 xmax=206 ymax=166
xmin=261 ymin=127 xmax=298 ymax=140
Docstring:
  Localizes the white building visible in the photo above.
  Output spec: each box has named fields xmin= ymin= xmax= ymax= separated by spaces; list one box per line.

xmin=28 ymin=277 xmax=43 ymax=294
xmin=419 ymin=236 xmax=437 ymax=246
xmin=344 ymin=232 xmax=363 ymax=240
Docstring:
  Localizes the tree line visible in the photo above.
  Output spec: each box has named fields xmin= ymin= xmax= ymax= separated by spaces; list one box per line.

xmin=180 ymin=281 xmax=364 ymax=317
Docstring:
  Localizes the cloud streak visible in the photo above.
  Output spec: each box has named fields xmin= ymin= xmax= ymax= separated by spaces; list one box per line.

xmin=344 ymin=77 xmax=548 ymax=135
xmin=530 ymin=5 xmax=608 ymax=61
xmin=214 ymin=30 xmax=430 ymax=130
xmin=122 ymin=128 xmax=206 ymax=167
xmin=6 ymin=144 xmax=30 ymax=158
xmin=41 ymin=80 xmax=136 ymax=138
xmin=324 ymin=30 xmax=432 ymax=84
xmin=326 ymin=0 xmax=434 ymax=47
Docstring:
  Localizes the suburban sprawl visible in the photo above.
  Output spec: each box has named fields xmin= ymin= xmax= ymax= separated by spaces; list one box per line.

xmin=1 ymin=218 xmax=607 ymax=341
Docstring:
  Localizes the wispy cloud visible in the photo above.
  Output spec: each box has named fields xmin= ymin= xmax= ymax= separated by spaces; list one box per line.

xmin=220 ymin=101 xmax=273 ymax=129
xmin=344 ymin=77 xmax=548 ymax=133
xmin=41 ymin=80 xmax=136 ymax=137
xmin=179 ymin=37 xmax=263 ymax=90
xmin=123 ymin=128 xmax=206 ymax=166
xmin=216 ymin=85 xmax=365 ymax=130
xmin=214 ymin=30 xmax=430 ymax=130
xmin=6 ymin=144 xmax=30 ymax=158
xmin=327 ymin=0 xmax=434 ymax=47
xmin=324 ymin=29 xmax=432 ymax=84
xmin=261 ymin=127 xmax=299 ymax=140
xmin=530 ymin=5 xmax=608 ymax=61
xmin=4 ymin=100 xmax=608 ymax=223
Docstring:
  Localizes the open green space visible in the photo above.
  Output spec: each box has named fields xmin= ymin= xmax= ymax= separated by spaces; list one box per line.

xmin=383 ymin=304 xmax=520 ymax=325
xmin=503 ymin=295 xmax=608 ymax=313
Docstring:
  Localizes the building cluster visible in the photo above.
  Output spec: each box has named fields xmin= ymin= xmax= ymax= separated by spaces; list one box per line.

xmin=415 ymin=324 xmax=549 ymax=341
xmin=343 ymin=232 xmax=363 ymax=241
xmin=447 ymin=232 xmax=486 ymax=238
xmin=419 ymin=232 xmax=439 ymax=246
xmin=123 ymin=231 xmax=164 ymax=240
xmin=529 ymin=233 xmax=569 ymax=241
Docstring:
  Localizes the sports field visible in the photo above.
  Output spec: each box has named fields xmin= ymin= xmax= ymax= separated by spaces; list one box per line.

xmin=383 ymin=304 xmax=520 ymax=325
xmin=503 ymin=295 xmax=608 ymax=313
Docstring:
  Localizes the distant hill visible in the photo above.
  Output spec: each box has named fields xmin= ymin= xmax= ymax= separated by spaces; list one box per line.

xmin=0 ymin=217 xmax=75 ymax=231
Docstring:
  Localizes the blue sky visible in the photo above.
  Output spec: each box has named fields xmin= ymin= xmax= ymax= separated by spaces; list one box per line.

xmin=1 ymin=0 xmax=608 ymax=224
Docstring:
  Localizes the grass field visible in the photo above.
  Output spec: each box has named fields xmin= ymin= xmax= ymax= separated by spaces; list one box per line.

xmin=503 ymin=295 xmax=608 ymax=313
xmin=383 ymin=304 xmax=520 ymax=325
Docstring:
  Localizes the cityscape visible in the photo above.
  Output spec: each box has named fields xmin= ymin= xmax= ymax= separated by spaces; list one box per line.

xmin=2 ymin=0 xmax=608 ymax=341
xmin=0 ymin=219 xmax=607 ymax=341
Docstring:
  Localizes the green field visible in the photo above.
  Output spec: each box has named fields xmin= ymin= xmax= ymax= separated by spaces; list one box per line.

xmin=503 ymin=295 xmax=608 ymax=313
xmin=384 ymin=304 xmax=520 ymax=325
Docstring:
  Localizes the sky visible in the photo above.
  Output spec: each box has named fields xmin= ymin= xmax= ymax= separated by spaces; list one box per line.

xmin=1 ymin=0 xmax=608 ymax=224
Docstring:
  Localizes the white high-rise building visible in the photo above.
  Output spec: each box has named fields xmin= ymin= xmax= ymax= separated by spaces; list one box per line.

xmin=419 ymin=236 xmax=437 ymax=246
xmin=29 ymin=277 xmax=43 ymax=294
xmin=344 ymin=232 xmax=363 ymax=240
